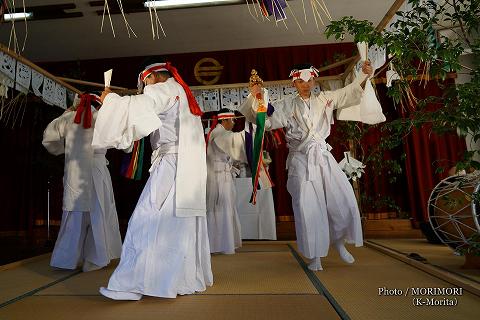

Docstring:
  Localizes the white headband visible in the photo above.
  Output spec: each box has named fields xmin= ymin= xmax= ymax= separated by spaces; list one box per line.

xmin=289 ymin=67 xmax=319 ymax=82
xmin=217 ymin=112 xmax=235 ymax=120
xmin=137 ymin=62 xmax=168 ymax=91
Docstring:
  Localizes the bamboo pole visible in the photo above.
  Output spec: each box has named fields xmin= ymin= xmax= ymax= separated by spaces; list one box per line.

xmin=342 ymin=0 xmax=406 ymax=81
xmin=190 ymin=74 xmax=342 ymax=91
xmin=0 ymin=43 xmax=82 ymax=94
xmin=48 ymin=56 xmax=353 ymax=94
xmin=30 ymin=54 xmax=352 ymax=95
xmin=372 ymin=72 xmax=457 ymax=84
xmin=56 ymin=76 xmax=129 ymax=91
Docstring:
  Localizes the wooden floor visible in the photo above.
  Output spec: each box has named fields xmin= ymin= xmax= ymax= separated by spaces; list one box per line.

xmin=1 ymin=241 xmax=480 ymax=320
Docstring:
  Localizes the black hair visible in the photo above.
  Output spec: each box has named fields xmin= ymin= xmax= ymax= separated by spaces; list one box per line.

xmin=218 ymin=108 xmax=233 ymax=114
xmin=291 ymin=62 xmax=314 ymax=71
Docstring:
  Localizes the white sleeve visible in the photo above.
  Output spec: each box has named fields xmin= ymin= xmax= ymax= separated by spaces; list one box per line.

xmin=328 ymin=73 xmax=367 ymax=110
xmin=92 ymin=92 xmax=162 ymax=150
xmin=239 ymin=94 xmax=290 ymax=130
xmin=214 ymin=131 xmax=247 ymax=162
xmin=42 ymin=112 xmax=72 ymax=155
xmin=267 ymin=98 xmax=291 ymax=130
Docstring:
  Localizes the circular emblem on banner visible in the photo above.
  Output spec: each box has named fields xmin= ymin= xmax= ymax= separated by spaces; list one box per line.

xmin=194 ymin=58 xmax=224 ymax=85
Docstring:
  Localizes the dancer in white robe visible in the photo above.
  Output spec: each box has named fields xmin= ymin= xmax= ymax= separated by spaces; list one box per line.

xmin=93 ymin=60 xmax=212 ymax=300
xmin=240 ymin=62 xmax=373 ymax=271
xmin=206 ymin=109 xmax=247 ymax=254
xmin=42 ymin=93 xmax=122 ymax=272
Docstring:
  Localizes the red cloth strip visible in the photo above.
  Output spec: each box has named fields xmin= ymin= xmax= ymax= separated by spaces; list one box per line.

xmin=164 ymin=62 xmax=203 ymax=116
xmin=73 ymin=94 xmax=92 ymax=129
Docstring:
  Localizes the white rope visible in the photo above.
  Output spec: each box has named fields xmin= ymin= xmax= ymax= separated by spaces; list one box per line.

xmin=116 ymin=0 xmax=137 ymax=38
xmin=101 ymin=0 xmax=116 ymax=38
xmin=245 ymin=0 xmax=259 ymax=23
xmin=301 ymin=0 xmax=307 ymax=24
xmin=21 ymin=0 xmax=28 ymax=52
xmin=148 ymin=5 xmax=155 ymax=39
xmin=286 ymin=0 xmax=304 ymax=33
xmin=153 ymin=6 xmax=167 ymax=38
xmin=310 ymin=0 xmax=320 ymax=31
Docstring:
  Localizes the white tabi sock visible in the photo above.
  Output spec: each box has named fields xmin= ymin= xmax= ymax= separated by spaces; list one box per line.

xmin=82 ymin=261 xmax=103 ymax=272
xmin=335 ymin=241 xmax=355 ymax=264
xmin=308 ymin=257 xmax=323 ymax=271
xmin=99 ymin=287 xmax=142 ymax=301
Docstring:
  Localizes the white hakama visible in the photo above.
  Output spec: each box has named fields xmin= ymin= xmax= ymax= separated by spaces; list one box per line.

xmin=106 ymin=154 xmax=212 ymax=297
xmin=206 ymin=125 xmax=246 ymax=254
xmin=240 ymin=80 xmax=365 ymax=260
xmin=93 ymin=78 xmax=212 ymax=299
xmin=43 ymin=112 xmax=122 ymax=271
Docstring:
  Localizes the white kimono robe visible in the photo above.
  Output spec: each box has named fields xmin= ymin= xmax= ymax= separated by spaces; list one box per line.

xmin=240 ymin=79 xmax=365 ymax=259
xmin=206 ymin=124 xmax=246 ymax=254
xmin=93 ymin=78 xmax=212 ymax=298
xmin=42 ymin=110 xmax=122 ymax=270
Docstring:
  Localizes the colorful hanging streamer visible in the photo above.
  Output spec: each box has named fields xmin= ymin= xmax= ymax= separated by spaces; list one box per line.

xmin=120 ymin=138 xmax=144 ymax=180
xmin=250 ymin=93 xmax=268 ymax=204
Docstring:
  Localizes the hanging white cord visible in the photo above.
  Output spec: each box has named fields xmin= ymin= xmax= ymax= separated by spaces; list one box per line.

xmin=101 ymin=0 xmax=116 ymax=37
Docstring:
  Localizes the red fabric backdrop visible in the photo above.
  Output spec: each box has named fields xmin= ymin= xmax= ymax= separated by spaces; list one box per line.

xmin=398 ymin=81 xmax=466 ymax=223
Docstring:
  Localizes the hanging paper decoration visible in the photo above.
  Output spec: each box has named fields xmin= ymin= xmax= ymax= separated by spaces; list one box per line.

xmin=31 ymin=69 xmax=44 ymax=97
xmin=265 ymin=84 xmax=282 ymax=101
xmin=220 ymin=87 xmax=241 ymax=110
xmin=239 ymin=86 xmax=250 ymax=104
xmin=192 ymin=90 xmax=205 ymax=111
xmin=120 ymin=138 xmax=145 ymax=180
xmin=54 ymin=83 xmax=67 ymax=109
xmin=0 ymin=52 xmax=16 ymax=88
xmin=202 ymin=89 xmax=220 ymax=112
xmin=339 ymin=151 xmax=366 ymax=181
xmin=42 ymin=78 xmax=56 ymax=105
xmin=15 ymin=61 xmax=31 ymax=94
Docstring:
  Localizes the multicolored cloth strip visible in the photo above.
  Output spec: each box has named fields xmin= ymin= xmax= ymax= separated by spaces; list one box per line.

xmin=260 ymin=0 xmax=287 ymax=21
xmin=250 ymin=93 xmax=267 ymax=205
xmin=120 ymin=138 xmax=144 ymax=180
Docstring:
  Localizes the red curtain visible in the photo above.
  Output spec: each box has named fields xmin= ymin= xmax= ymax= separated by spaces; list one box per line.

xmin=398 ymin=81 xmax=466 ymax=223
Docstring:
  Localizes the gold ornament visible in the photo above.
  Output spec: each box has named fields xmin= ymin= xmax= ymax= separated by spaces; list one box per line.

xmin=249 ymin=69 xmax=263 ymax=87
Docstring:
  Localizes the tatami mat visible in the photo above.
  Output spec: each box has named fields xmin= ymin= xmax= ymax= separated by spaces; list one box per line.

xmin=370 ymin=238 xmax=480 ymax=282
xmin=39 ymin=250 xmax=318 ymax=295
xmin=0 ymin=256 xmax=77 ymax=305
xmin=4 ymin=241 xmax=480 ymax=320
xmin=0 ymin=295 xmax=340 ymax=320
xmin=293 ymin=244 xmax=480 ymax=320
xmin=205 ymin=251 xmax=318 ymax=294
xmin=36 ymin=262 xmax=118 ymax=296
xmin=236 ymin=243 xmax=290 ymax=252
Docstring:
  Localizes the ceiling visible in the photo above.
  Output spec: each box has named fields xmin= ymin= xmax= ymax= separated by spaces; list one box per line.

xmin=0 ymin=0 xmax=397 ymax=63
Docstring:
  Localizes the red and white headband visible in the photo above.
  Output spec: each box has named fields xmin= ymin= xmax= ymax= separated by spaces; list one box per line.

xmin=289 ymin=67 xmax=319 ymax=82
xmin=217 ymin=112 xmax=235 ymax=120
xmin=139 ymin=63 xmax=168 ymax=83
